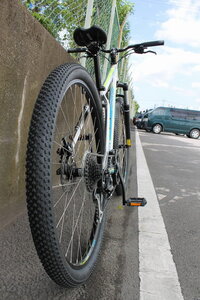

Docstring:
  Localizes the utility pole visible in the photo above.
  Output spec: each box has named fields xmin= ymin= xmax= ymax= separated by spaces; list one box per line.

xmin=102 ymin=0 xmax=116 ymax=82
xmin=80 ymin=0 xmax=94 ymax=67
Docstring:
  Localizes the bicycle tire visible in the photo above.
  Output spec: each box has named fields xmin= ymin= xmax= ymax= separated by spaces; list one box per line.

xmin=114 ymin=98 xmax=130 ymax=195
xmin=26 ymin=63 xmax=106 ymax=287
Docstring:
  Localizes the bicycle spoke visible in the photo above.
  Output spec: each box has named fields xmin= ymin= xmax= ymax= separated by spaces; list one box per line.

xmin=73 ymin=107 xmax=94 ymax=160
xmin=56 ymin=177 xmax=83 ymax=229
xmin=59 ymin=189 xmax=70 ymax=243
xmin=52 ymin=182 xmax=77 ymax=190
xmin=70 ymin=85 xmax=79 ymax=140
xmin=53 ymin=188 xmax=68 ymax=208
xmin=70 ymin=189 xmax=77 ymax=263
xmin=59 ymin=105 xmax=72 ymax=135
xmin=53 ymin=140 xmax=68 ymax=150
xmin=65 ymin=194 xmax=87 ymax=260
xmin=76 ymin=190 xmax=85 ymax=263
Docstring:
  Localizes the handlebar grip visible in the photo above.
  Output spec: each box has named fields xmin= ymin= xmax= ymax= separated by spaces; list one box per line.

xmin=141 ymin=40 xmax=164 ymax=47
xmin=67 ymin=48 xmax=87 ymax=53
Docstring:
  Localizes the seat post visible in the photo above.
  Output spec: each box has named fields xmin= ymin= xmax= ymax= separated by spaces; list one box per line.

xmin=93 ymin=54 xmax=104 ymax=91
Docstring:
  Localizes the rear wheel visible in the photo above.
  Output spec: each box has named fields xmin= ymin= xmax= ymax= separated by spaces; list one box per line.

xmin=189 ymin=128 xmax=200 ymax=139
xmin=114 ymin=98 xmax=129 ymax=196
xmin=152 ymin=123 xmax=162 ymax=134
xmin=26 ymin=63 xmax=106 ymax=287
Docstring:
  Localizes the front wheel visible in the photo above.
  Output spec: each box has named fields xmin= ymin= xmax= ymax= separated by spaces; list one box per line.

xmin=114 ymin=98 xmax=129 ymax=196
xmin=26 ymin=63 xmax=106 ymax=287
xmin=189 ymin=128 xmax=200 ymax=139
xmin=152 ymin=123 xmax=162 ymax=134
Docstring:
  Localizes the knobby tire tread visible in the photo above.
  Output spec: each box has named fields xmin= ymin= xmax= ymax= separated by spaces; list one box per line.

xmin=26 ymin=63 xmax=105 ymax=287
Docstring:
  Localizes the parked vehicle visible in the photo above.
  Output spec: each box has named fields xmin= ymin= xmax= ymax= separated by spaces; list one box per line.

xmin=143 ymin=106 xmax=200 ymax=139
xmin=133 ymin=112 xmax=143 ymax=128
xmin=133 ymin=110 xmax=152 ymax=129
xmin=140 ymin=110 xmax=153 ymax=130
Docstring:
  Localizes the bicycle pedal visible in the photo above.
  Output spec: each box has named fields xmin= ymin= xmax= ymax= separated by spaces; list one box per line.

xmin=125 ymin=198 xmax=147 ymax=207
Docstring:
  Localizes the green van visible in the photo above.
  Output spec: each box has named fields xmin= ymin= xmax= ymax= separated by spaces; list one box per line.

xmin=143 ymin=107 xmax=200 ymax=139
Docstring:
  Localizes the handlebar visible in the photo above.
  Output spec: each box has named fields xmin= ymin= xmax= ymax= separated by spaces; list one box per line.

xmin=102 ymin=40 xmax=164 ymax=54
xmin=67 ymin=40 xmax=164 ymax=55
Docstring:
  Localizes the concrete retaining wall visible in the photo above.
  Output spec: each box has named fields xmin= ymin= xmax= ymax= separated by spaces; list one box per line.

xmin=0 ymin=0 xmax=74 ymax=228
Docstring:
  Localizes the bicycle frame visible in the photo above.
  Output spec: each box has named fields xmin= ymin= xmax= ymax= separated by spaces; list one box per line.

xmin=100 ymin=64 xmax=118 ymax=169
xmin=68 ymin=29 xmax=164 ymax=175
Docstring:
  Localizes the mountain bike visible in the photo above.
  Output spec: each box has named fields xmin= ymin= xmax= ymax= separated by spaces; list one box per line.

xmin=26 ymin=25 xmax=164 ymax=287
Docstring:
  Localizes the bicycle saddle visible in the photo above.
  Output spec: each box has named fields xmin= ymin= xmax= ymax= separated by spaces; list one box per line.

xmin=73 ymin=25 xmax=107 ymax=47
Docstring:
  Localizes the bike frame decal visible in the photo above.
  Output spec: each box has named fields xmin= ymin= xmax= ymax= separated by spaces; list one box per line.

xmin=104 ymin=65 xmax=116 ymax=91
xmin=100 ymin=65 xmax=118 ymax=169
xmin=108 ymin=74 xmax=117 ymax=150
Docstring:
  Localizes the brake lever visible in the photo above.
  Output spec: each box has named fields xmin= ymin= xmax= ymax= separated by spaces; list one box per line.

xmin=144 ymin=50 xmax=157 ymax=55
xmin=134 ymin=46 xmax=156 ymax=55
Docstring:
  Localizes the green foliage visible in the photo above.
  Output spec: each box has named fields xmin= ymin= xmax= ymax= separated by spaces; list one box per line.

xmin=23 ymin=0 xmax=135 ymax=79
xmin=117 ymin=0 xmax=134 ymax=48
xmin=23 ymin=0 xmax=86 ymax=46
xmin=32 ymin=12 xmax=60 ymax=39
xmin=92 ymin=0 xmax=113 ymax=33
xmin=116 ymin=0 xmax=134 ymax=26
xmin=134 ymin=101 xmax=140 ymax=113
xmin=121 ymin=23 xmax=130 ymax=48
xmin=23 ymin=0 xmax=134 ymax=49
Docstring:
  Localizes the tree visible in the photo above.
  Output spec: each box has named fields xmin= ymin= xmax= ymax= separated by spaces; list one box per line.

xmin=129 ymin=87 xmax=139 ymax=115
xmin=116 ymin=0 xmax=134 ymax=48
xmin=134 ymin=101 xmax=140 ymax=114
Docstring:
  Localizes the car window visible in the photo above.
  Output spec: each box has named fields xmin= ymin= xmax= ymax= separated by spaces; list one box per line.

xmin=170 ymin=109 xmax=187 ymax=119
xmin=186 ymin=111 xmax=200 ymax=121
xmin=153 ymin=107 xmax=166 ymax=115
xmin=137 ymin=114 xmax=142 ymax=118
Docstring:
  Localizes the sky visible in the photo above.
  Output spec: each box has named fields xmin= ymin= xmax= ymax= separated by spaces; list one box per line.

xmin=128 ymin=0 xmax=200 ymax=112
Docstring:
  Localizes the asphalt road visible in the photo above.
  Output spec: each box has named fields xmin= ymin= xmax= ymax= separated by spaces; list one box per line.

xmin=0 ymin=128 xmax=200 ymax=300
xmin=139 ymin=130 xmax=200 ymax=300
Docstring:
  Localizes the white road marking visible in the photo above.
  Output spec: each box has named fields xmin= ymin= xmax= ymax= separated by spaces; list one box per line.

xmin=136 ymin=130 xmax=184 ymax=300
xmin=141 ymin=141 xmax=200 ymax=150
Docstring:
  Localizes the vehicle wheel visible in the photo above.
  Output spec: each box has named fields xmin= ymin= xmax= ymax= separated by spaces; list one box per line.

xmin=26 ymin=63 xmax=106 ymax=287
xmin=114 ymin=98 xmax=129 ymax=196
xmin=152 ymin=124 xmax=162 ymax=134
xmin=189 ymin=129 xmax=200 ymax=139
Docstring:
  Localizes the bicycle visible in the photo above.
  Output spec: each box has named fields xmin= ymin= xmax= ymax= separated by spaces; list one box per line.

xmin=26 ymin=25 xmax=164 ymax=287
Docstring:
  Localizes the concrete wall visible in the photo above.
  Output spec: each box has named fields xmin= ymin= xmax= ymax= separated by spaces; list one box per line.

xmin=0 ymin=0 xmax=74 ymax=228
